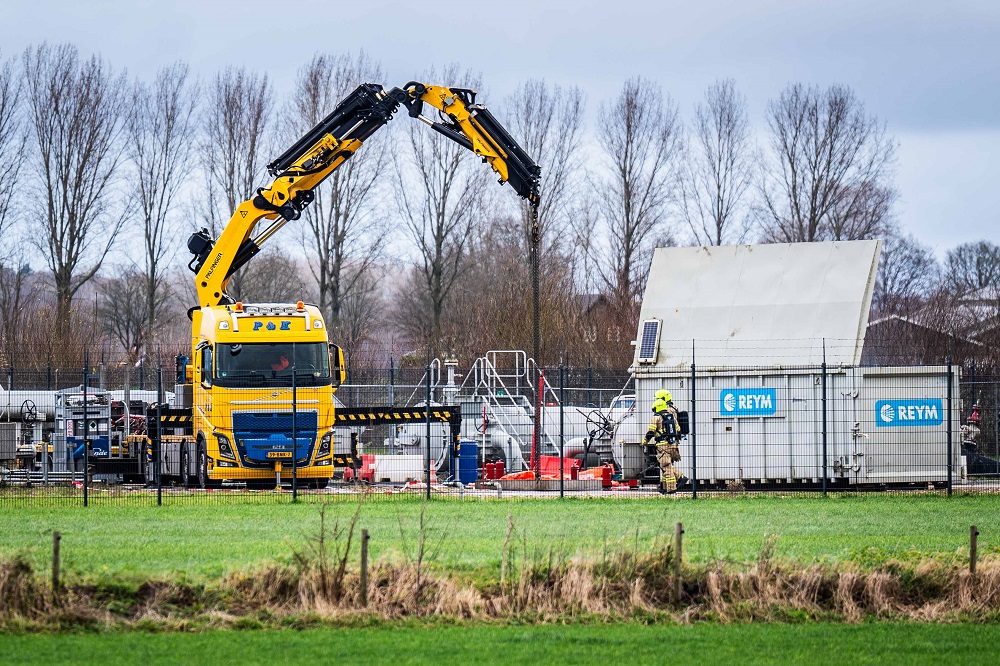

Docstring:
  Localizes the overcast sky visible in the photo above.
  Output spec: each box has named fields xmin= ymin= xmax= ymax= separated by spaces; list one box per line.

xmin=5 ymin=0 xmax=998 ymax=257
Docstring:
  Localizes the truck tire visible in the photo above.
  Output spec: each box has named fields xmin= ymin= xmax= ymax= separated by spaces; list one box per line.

xmin=181 ymin=444 xmax=197 ymax=488
xmin=197 ymin=441 xmax=217 ymax=489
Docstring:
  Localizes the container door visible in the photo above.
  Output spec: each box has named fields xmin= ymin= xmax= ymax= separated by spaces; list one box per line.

xmin=713 ymin=418 xmax=737 ymax=481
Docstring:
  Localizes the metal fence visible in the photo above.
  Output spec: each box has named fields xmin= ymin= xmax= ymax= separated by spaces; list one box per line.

xmin=1 ymin=346 xmax=998 ymax=505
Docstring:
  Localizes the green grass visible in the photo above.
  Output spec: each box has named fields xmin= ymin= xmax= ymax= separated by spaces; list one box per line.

xmin=2 ymin=623 xmax=998 ymax=664
xmin=0 ymin=494 xmax=996 ymax=579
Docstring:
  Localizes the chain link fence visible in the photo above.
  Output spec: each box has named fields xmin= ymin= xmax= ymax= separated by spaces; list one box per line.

xmin=1 ymin=344 xmax=997 ymax=505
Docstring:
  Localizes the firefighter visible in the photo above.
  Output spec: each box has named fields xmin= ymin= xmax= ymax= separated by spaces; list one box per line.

xmin=644 ymin=389 xmax=682 ymax=494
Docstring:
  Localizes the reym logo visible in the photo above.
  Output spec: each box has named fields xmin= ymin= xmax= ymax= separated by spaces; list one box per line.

xmin=719 ymin=388 xmax=777 ymax=416
xmin=875 ymin=399 xmax=943 ymax=427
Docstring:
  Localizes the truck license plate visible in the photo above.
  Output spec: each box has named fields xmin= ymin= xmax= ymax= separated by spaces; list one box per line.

xmin=267 ymin=451 xmax=292 ymax=459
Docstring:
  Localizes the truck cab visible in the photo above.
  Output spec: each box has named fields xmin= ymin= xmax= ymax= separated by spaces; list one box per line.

xmin=187 ymin=301 xmax=345 ymax=486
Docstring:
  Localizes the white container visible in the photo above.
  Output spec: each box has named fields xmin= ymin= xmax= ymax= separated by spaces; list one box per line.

xmin=371 ymin=454 xmax=426 ymax=483
xmin=622 ymin=365 xmax=961 ymax=486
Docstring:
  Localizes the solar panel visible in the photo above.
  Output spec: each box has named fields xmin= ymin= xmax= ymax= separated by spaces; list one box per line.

xmin=637 ymin=319 xmax=661 ymax=363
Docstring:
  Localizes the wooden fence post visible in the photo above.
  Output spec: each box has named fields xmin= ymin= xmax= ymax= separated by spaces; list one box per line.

xmin=360 ymin=529 xmax=370 ymax=607
xmin=674 ymin=522 xmax=684 ymax=603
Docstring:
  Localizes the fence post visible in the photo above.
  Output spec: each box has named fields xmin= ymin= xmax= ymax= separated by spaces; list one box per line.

xmin=822 ymin=339 xmax=828 ymax=498
xmin=559 ymin=362 xmax=565 ymax=500
xmin=690 ymin=341 xmax=697 ymax=499
xmin=8 ymin=365 xmax=13 ymax=391
xmin=52 ymin=531 xmax=61 ymax=600
xmin=389 ymin=356 xmax=395 ymax=407
xmin=425 ymin=362 xmax=431 ymax=501
xmin=348 ymin=353 xmax=354 ymax=406
xmin=47 ymin=358 xmax=52 ymax=391
xmin=947 ymin=355 xmax=954 ymax=497
xmin=82 ymin=352 xmax=89 ymax=507
xmin=291 ymin=343 xmax=298 ymax=503
xmin=586 ymin=357 xmax=592 ymax=406
xmin=360 ymin=529 xmax=370 ymax=607
xmin=674 ymin=522 xmax=684 ymax=603
xmin=970 ymin=525 xmax=979 ymax=575
xmin=156 ymin=364 xmax=163 ymax=506
xmin=969 ymin=360 xmax=976 ymax=411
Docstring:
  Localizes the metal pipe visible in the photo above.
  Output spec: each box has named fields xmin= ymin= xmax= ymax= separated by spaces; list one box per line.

xmin=559 ymin=363 xmax=565 ymax=499
xmin=531 ymin=202 xmax=540 ymax=372
xmin=156 ymin=365 xmax=163 ymax=506
xmin=691 ymin=341 xmax=697 ymax=499
xmin=822 ymin=339 xmax=828 ymax=497
xmin=425 ymin=363 xmax=431 ymax=500
xmin=292 ymin=343 xmax=298 ymax=502
xmin=82 ymin=353 xmax=88 ymax=507
xmin=947 ymin=356 xmax=954 ymax=496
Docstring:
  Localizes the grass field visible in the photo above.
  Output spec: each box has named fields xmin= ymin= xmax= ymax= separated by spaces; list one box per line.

xmin=2 ymin=623 xmax=998 ymax=664
xmin=0 ymin=494 xmax=995 ymax=578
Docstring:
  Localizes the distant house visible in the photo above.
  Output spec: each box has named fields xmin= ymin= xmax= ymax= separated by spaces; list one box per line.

xmin=863 ymin=315 xmax=986 ymax=365
xmin=953 ymin=287 xmax=1000 ymax=347
xmin=864 ymin=287 xmax=1000 ymax=365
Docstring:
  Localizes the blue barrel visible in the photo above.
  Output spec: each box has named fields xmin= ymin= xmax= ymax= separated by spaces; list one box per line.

xmin=457 ymin=439 xmax=479 ymax=484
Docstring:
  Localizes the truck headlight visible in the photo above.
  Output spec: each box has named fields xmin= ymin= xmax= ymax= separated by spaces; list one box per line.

xmin=317 ymin=432 xmax=332 ymax=458
xmin=216 ymin=434 xmax=236 ymax=459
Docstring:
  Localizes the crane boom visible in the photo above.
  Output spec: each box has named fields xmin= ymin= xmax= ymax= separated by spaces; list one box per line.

xmin=390 ymin=82 xmax=541 ymax=204
xmin=187 ymin=80 xmax=541 ymax=308
xmin=187 ymin=83 xmax=400 ymax=308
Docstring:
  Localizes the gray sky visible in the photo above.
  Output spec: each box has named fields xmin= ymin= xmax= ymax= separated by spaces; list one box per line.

xmin=6 ymin=0 xmax=998 ymax=256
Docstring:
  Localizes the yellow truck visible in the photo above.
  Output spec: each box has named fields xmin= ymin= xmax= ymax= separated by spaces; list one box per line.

xmin=143 ymin=81 xmax=540 ymax=488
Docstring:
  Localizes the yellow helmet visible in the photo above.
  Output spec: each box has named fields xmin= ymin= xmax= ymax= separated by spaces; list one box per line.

xmin=652 ymin=398 xmax=668 ymax=413
xmin=655 ymin=389 xmax=672 ymax=403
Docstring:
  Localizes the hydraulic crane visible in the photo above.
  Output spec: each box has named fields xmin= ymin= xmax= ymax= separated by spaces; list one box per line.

xmin=163 ymin=79 xmax=540 ymax=488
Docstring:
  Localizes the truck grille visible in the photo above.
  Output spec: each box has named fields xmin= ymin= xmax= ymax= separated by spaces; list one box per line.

xmin=232 ymin=411 xmax=318 ymax=466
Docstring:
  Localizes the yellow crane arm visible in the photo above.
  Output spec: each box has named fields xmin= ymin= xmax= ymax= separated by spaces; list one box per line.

xmin=187 ymin=81 xmax=541 ymax=310
xmin=389 ymin=83 xmax=542 ymax=205
xmin=187 ymin=83 xmax=401 ymax=307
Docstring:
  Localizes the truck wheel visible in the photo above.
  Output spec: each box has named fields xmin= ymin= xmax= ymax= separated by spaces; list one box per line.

xmin=180 ymin=448 xmax=191 ymax=488
xmin=197 ymin=442 xmax=214 ymax=489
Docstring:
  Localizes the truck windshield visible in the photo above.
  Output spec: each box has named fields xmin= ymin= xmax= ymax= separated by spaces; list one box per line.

xmin=213 ymin=342 xmax=333 ymax=388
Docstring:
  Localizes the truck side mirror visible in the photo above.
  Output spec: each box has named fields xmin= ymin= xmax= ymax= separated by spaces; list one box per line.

xmin=329 ymin=344 xmax=346 ymax=386
xmin=197 ymin=343 xmax=213 ymax=387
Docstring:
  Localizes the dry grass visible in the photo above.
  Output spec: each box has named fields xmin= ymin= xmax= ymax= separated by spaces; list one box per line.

xmin=3 ymin=508 xmax=1000 ymax=632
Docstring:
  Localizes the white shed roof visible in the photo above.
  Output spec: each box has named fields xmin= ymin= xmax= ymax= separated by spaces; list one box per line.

xmin=633 ymin=240 xmax=881 ymax=368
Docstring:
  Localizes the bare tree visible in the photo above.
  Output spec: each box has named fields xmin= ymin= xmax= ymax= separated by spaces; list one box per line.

xmin=680 ymin=79 xmax=755 ymax=246
xmin=127 ymin=62 xmax=198 ymax=345
xmin=0 ymin=51 xmax=25 ymax=243
xmin=0 ymin=51 xmax=30 ymax=364
xmin=0 ymin=258 xmax=38 ymax=365
xmin=439 ymin=218 xmax=582 ymax=362
xmin=758 ymin=83 xmax=896 ymax=243
xmin=944 ymin=240 xmax=1000 ymax=295
xmin=288 ymin=52 xmax=388 ymax=341
xmin=825 ymin=181 xmax=896 ymax=241
xmin=393 ymin=65 xmax=489 ymax=350
xmin=97 ymin=267 xmax=148 ymax=352
xmin=503 ymin=79 xmax=585 ymax=254
xmin=237 ymin=246 xmax=307 ymax=303
xmin=593 ymin=77 xmax=683 ymax=325
xmin=496 ymin=80 xmax=585 ymax=363
xmin=873 ymin=233 xmax=939 ymax=318
xmin=23 ymin=43 xmax=129 ymax=335
xmin=337 ymin=264 xmax=384 ymax=357
xmin=199 ymin=66 xmax=273 ymax=299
